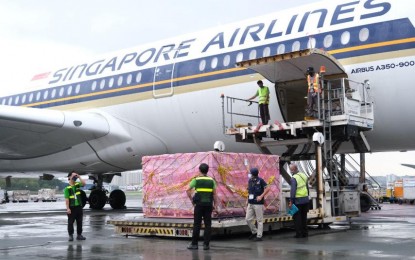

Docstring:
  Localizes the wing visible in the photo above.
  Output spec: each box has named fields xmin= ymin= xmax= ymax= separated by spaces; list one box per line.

xmin=0 ymin=105 xmax=110 ymax=160
xmin=402 ymin=164 xmax=415 ymax=170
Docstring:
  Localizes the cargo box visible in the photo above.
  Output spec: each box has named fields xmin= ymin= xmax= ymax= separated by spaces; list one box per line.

xmin=394 ymin=180 xmax=403 ymax=198
xmin=403 ymin=177 xmax=415 ymax=200
xmin=142 ymin=152 xmax=280 ymax=218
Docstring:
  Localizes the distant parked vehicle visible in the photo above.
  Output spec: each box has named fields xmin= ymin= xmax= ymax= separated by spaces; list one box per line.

xmin=34 ymin=189 xmax=57 ymax=202
xmin=11 ymin=190 xmax=30 ymax=203
xmin=0 ymin=189 xmax=6 ymax=204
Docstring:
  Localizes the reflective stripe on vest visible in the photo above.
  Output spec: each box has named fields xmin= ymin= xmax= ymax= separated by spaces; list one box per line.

xmin=307 ymin=74 xmax=320 ymax=92
xmin=293 ymin=172 xmax=308 ymax=198
xmin=258 ymin=87 xmax=269 ymax=104
xmin=196 ymin=187 xmax=213 ymax=192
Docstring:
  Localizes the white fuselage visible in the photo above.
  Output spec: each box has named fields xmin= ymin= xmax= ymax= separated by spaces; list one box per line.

xmin=0 ymin=0 xmax=414 ymax=173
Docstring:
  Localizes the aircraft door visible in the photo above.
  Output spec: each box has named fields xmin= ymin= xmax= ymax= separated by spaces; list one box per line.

xmin=152 ymin=63 xmax=175 ymax=98
xmin=152 ymin=45 xmax=184 ymax=98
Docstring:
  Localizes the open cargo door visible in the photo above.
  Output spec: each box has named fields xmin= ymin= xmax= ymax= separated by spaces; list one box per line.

xmin=236 ymin=48 xmax=347 ymax=122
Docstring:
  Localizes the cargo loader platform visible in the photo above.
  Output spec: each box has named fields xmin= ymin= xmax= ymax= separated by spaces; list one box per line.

xmin=223 ymin=49 xmax=374 ymax=154
xmin=108 ymin=209 xmax=345 ymax=238
xmin=226 ymin=113 xmax=373 ymax=144
xmin=222 ymin=49 xmax=374 ymax=160
xmin=108 ymin=215 xmax=294 ymax=238
xmin=108 ymin=188 xmax=348 ymax=238
xmin=222 ymin=49 xmax=373 ymax=220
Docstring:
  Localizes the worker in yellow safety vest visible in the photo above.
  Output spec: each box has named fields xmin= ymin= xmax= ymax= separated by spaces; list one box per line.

xmin=288 ymin=163 xmax=310 ymax=238
xmin=247 ymin=80 xmax=271 ymax=124
xmin=64 ymin=171 xmax=86 ymax=241
xmin=186 ymin=163 xmax=219 ymax=250
xmin=306 ymin=67 xmax=320 ymax=118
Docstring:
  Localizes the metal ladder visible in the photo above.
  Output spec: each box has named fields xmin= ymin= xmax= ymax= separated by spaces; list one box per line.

xmin=319 ymin=74 xmax=342 ymax=216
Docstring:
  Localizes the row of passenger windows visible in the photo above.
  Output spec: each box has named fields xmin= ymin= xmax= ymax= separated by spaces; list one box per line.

xmin=1 ymin=72 xmax=143 ymax=106
xmin=200 ymin=28 xmax=369 ymax=71
xmin=1 ymin=28 xmax=371 ymax=106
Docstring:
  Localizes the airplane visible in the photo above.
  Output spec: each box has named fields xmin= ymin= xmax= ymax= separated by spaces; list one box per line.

xmin=0 ymin=0 xmax=414 ymax=209
xmin=402 ymin=164 xmax=415 ymax=170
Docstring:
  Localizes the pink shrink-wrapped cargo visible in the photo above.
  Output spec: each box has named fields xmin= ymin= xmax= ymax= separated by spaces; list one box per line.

xmin=142 ymin=151 xmax=280 ymax=218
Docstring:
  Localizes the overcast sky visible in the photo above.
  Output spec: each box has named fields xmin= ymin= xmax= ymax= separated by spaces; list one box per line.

xmin=0 ymin=0 xmax=414 ymax=177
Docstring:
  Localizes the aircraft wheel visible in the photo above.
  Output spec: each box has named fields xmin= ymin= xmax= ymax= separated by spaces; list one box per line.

xmin=109 ymin=190 xmax=126 ymax=209
xmin=79 ymin=190 xmax=88 ymax=208
xmin=360 ymin=193 xmax=371 ymax=213
xmin=89 ymin=190 xmax=107 ymax=210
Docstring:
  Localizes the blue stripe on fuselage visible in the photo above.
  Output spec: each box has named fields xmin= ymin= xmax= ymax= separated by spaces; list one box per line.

xmin=2 ymin=18 xmax=414 ymax=109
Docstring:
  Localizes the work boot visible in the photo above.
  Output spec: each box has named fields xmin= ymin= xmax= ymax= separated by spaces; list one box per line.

xmin=76 ymin=235 xmax=86 ymax=240
xmin=248 ymin=233 xmax=257 ymax=240
xmin=68 ymin=235 xmax=73 ymax=241
xmin=187 ymin=243 xmax=198 ymax=250
xmin=203 ymin=243 xmax=210 ymax=250
xmin=253 ymin=237 xmax=263 ymax=241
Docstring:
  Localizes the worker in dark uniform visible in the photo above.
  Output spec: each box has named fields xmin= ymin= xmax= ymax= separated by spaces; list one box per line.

xmin=186 ymin=163 xmax=218 ymax=250
xmin=288 ymin=164 xmax=310 ymax=238
xmin=64 ymin=171 xmax=86 ymax=241
xmin=245 ymin=167 xmax=270 ymax=241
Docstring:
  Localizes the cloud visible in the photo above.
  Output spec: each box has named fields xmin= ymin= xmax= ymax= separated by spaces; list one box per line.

xmin=0 ymin=2 xmax=52 ymax=39
xmin=90 ymin=13 xmax=127 ymax=35
xmin=0 ymin=38 xmax=93 ymax=95
xmin=350 ymin=151 xmax=415 ymax=176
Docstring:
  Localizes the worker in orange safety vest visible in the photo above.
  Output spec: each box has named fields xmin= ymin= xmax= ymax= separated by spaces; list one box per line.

xmin=306 ymin=67 xmax=320 ymax=118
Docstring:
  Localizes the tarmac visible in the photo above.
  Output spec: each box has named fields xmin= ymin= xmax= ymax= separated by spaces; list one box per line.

xmin=1 ymin=198 xmax=415 ymax=260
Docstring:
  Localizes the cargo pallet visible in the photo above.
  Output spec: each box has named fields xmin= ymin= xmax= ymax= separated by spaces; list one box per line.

xmin=108 ymin=210 xmax=345 ymax=238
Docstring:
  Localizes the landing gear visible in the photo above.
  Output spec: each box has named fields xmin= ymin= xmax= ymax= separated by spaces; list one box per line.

xmin=89 ymin=190 xmax=107 ymax=210
xmin=86 ymin=174 xmax=127 ymax=210
xmin=88 ymin=189 xmax=127 ymax=210
xmin=79 ymin=190 xmax=88 ymax=208
xmin=109 ymin=190 xmax=126 ymax=209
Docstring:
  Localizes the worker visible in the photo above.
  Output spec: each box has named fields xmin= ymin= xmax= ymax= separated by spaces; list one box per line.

xmin=288 ymin=164 xmax=310 ymax=238
xmin=64 ymin=171 xmax=86 ymax=241
xmin=186 ymin=163 xmax=218 ymax=250
xmin=245 ymin=167 xmax=270 ymax=241
xmin=247 ymin=80 xmax=270 ymax=124
xmin=306 ymin=67 xmax=320 ymax=118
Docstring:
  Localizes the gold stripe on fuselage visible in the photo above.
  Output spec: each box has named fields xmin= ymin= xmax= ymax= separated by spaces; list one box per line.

xmin=27 ymin=38 xmax=415 ymax=111
xmin=24 ymin=67 xmax=246 ymax=111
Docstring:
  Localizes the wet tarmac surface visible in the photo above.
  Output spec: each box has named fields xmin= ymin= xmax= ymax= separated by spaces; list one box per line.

xmin=1 ymin=199 xmax=415 ymax=260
